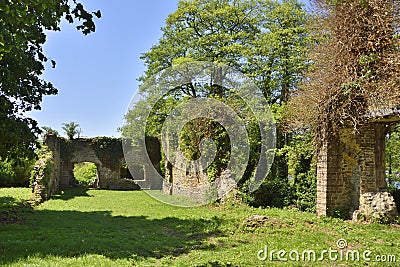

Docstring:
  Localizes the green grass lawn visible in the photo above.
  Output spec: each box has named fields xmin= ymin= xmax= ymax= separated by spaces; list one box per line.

xmin=0 ymin=188 xmax=399 ymax=266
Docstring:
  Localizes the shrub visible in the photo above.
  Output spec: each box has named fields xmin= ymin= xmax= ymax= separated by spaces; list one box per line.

xmin=293 ymin=171 xmax=317 ymax=213
xmin=388 ymin=188 xmax=400 ymax=213
xmin=0 ymin=157 xmax=35 ymax=187
xmin=0 ymin=160 xmax=15 ymax=187
xmin=74 ymin=162 xmax=97 ymax=187
xmin=247 ymin=178 xmax=293 ymax=208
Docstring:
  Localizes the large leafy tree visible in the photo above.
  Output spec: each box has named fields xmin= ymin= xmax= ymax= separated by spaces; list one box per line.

xmin=141 ymin=0 xmax=309 ymax=104
xmin=0 ymin=1 xmax=101 ymax=158
xmin=124 ymin=0 xmax=310 ymax=185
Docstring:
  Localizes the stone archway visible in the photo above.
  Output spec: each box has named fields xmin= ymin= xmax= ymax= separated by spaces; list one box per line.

xmin=43 ymin=135 xmax=140 ymax=190
xmin=72 ymin=161 xmax=100 ymax=188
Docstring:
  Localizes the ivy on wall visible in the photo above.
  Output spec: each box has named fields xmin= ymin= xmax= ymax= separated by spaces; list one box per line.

xmin=30 ymin=146 xmax=55 ymax=204
xmin=56 ymin=136 xmax=124 ymax=171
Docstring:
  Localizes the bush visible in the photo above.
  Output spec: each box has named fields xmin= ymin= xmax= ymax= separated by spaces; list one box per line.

xmin=388 ymin=188 xmax=400 ymax=212
xmin=74 ymin=162 xmax=97 ymax=186
xmin=0 ymin=157 xmax=35 ymax=187
xmin=293 ymin=171 xmax=317 ymax=212
xmin=247 ymin=178 xmax=293 ymax=208
xmin=0 ymin=160 xmax=15 ymax=187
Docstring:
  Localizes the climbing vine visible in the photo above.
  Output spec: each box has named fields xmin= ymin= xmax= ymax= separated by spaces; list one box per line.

xmin=90 ymin=137 xmax=123 ymax=171
xmin=30 ymin=146 xmax=55 ymax=204
xmin=56 ymin=136 xmax=124 ymax=171
xmin=290 ymin=0 xmax=400 ymax=147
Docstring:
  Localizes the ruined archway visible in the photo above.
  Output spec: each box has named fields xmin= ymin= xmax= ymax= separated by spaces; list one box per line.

xmin=43 ymin=135 xmax=140 ymax=190
xmin=317 ymin=108 xmax=400 ymax=220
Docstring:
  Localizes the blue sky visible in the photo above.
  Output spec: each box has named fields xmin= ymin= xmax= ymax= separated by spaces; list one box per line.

xmin=29 ymin=0 xmax=310 ymax=138
xmin=29 ymin=0 xmax=179 ymax=138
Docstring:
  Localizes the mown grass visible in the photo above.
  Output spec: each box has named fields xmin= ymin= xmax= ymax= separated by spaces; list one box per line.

xmin=0 ymin=187 xmax=399 ymax=266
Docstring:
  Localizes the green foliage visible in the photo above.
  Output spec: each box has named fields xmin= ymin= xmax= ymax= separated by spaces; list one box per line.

xmin=34 ymin=149 xmax=53 ymax=186
xmin=74 ymin=162 xmax=97 ymax=187
xmin=30 ymin=146 xmax=54 ymax=203
xmin=292 ymin=171 xmax=317 ymax=213
xmin=386 ymin=126 xmax=400 ymax=176
xmin=247 ymin=178 xmax=294 ymax=208
xmin=0 ymin=1 xmax=100 ymax=159
xmin=0 ymin=156 xmax=36 ymax=187
xmin=179 ymin=117 xmax=230 ymax=181
xmin=332 ymin=206 xmax=351 ymax=220
xmin=247 ymin=170 xmax=316 ymax=212
xmin=0 ymin=160 xmax=15 ymax=187
xmin=140 ymin=0 xmax=311 ymax=103
xmin=388 ymin=188 xmax=400 ymax=213
xmin=121 ymin=0 xmax=311 ymax=209
xmin=285 ymin=132 xmax=317 ymax=212
xmin=247 ymin=131 xmax=317 ymax=211
xmin=136 ymin=0 xmax=311 ymax=119
xmin=0 ymin=188 xmax=32 ymax=224
xmin=62 ymin=122 xmax=81 ymax=139
xmin=386 ymin=126 xmax=400 ymax=215
xmin=41 ymin=126 xmax=59 ymax=137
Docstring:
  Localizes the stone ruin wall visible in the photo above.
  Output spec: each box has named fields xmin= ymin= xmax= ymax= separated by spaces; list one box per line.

xmin=31 ymin=143 xmax=60 ymax=203
xmin=162 ymin=152 xmax=237 ymax=203
xmin=32 ymin=135 xmax=140 ymax=202
xmin=317 ymin=122 xmax=398 ymax=220
xmin=163 ymin=157 xmax=211 ymax=203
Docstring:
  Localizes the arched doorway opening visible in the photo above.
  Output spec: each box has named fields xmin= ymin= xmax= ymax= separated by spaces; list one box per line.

xmin=73 ymin=162 xmax=100 ymax=188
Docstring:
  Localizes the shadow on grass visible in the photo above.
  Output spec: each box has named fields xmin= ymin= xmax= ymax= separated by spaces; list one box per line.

xmin=0 ymin=196 xmax=17 ymax=208
xmin=0 ymin=196 xmax=33 ymax=224
xmin=0 ymin=200 xmax=224 ymax=264
xmin=51 ymin=187 xmax=92 ymax=201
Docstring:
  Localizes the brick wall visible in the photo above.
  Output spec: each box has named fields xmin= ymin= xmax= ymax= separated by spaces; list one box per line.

xmin=317 ymin=122 xmax=393 ymax=218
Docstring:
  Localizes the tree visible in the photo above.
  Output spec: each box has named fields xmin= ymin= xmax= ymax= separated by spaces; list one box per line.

xmin=41 ymin=126 xmax=59 ymax=137
xmin=140 ymin=0 xmax=310 ymax=103
xmin=123 ymin=0 xmax=311 ymax=192
xmin=0 ymin=1 xmax=101 ymax=158
xmin=62 ymin=122 xmax=81 ymax=140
